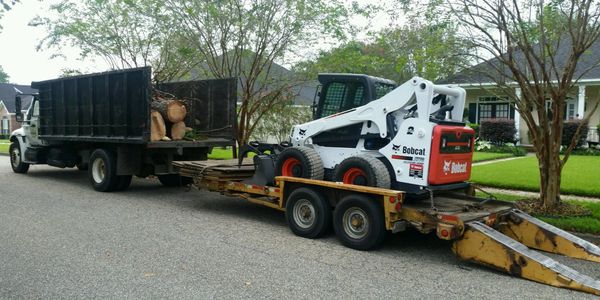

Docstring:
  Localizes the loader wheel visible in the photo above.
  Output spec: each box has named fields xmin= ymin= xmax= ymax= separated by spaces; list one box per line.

xmin=333 ymin=194 xmax=386 ymax=250
xmin=89 ymin=149 xmax=118 ymax=192
xmin=333 ymin=156 xmax=391 ymax=189
xmin=275 ymin=146 xmax=324 ymax=180
xmin=285 ymin=187 xmax=331 ymax=239
xmin=9 ymin=141 xmax=29 ymax=174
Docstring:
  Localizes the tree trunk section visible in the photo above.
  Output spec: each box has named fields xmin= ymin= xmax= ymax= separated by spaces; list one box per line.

xmin=150 ymin=110 xmax=166 ymax=142
xmin=539 ymin=153 xmax=562 ymax=208
xmin=171 ymin=121 xmax=187 ymax=141
xmin=151 ymin=98 xmax=190 ymax=123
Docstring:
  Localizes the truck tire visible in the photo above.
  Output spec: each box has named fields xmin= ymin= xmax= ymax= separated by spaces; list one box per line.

xmin=114 ymin=175 xmax=132 ymax=191
xmin=285 ymin=187 xmax=331 ymax=239
xmin=333 ymin=194 xmax=386 ymax=250
xmin=157 ymin=174 xmax=193 ymax=187
xmin=275 ymin=146 xmax=324 ymax=180
xmin=89 ymin=149 xmax=119 ymax=192
xmin=333 ymin=156 xmax=391 ymax=189
xmin=9 ymin=141 xmax=29 ymax=174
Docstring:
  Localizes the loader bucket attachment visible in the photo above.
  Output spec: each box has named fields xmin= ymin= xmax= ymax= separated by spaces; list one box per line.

xmin=499 ymin=210 xmax=600 ymax=263
xmin=453 ymin=221 xmax=600 ymax=296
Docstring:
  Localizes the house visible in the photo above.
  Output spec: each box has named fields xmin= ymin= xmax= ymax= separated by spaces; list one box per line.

xmin=439 ymin=39 xmax=600 ymax=145
xmin=0 ymin=83 xmax=36 ymax=137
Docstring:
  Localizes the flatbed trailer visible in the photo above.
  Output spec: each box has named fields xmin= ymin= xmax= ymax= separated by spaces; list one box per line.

xmin=174 ymin=159 xmax=600 ymax=296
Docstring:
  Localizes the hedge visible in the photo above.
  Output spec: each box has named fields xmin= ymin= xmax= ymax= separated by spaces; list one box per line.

xmin=479 ymin=119 xmax=516 ymax=144
xmin=561 ymin=119 xmax=588 ymax=148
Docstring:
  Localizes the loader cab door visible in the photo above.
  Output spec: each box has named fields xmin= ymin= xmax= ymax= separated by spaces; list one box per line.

xmin=314 ymin=73 xmax=396 ymax=120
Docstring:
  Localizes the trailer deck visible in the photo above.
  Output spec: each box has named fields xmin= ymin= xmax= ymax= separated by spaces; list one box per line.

xmin=173 ymin=159 xmax=600 ymax=296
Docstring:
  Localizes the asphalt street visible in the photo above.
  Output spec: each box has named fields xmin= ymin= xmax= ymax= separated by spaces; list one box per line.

xmin=0 ymin=156 xmax=599 ymax=299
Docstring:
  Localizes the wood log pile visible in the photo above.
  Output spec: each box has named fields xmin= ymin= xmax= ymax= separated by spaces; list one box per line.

xmin=150 ymin=90 xmax=193 ymax=141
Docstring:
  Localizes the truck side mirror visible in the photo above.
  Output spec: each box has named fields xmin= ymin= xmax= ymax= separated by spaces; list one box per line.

xmin=15 ymin=96 xmax=23 ymax=122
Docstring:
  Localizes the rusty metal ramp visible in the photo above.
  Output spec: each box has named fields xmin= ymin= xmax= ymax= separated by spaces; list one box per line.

xmin=453 ymin=214 xmax=600 ymax=296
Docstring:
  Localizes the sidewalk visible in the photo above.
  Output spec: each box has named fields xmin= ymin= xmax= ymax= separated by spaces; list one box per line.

xmin=478 ymin=186 xmax=600 ymax=202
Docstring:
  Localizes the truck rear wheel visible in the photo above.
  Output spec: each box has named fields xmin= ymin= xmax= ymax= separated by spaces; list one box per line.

xmin=114 ymin=175 xmax=132 ymax=191
xmin=9 ymin=141 xmax=29 ymax=174
xmin=333 ymin=194 xmax=386 ymax=250
xmin=333 ymin=156 xmax=391 ymax=189
xmin=285 ymin=187 xmax=331 ymax=239
xmin=275 ymin=146 xmax=324 ymax=180
xmin=89 ymin=149 xmax=118 ymax=192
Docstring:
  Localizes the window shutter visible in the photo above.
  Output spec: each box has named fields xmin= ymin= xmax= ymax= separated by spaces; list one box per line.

xmin=510 ymin=104 xmax=515 ymax=119
xmin=468 ymin=103 xmax=477 ymax=123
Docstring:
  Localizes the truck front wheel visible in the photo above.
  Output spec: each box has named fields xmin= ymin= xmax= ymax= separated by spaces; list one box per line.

xmin=9 ymin=141 xmax=29 ymax=174
xmin=89 ymin=149 xmax=118 ymax=192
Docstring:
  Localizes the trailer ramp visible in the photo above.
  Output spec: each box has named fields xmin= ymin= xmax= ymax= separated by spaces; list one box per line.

xmin=453 ymin=210 xmax=600 ymax=296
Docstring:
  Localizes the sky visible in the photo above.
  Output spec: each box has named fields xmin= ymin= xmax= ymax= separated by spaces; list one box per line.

xmin=0 ymin=0 xmax=397 ymax=85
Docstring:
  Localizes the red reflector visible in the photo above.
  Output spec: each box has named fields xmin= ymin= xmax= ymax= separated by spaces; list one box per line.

xmin=440 ymin=214 xmax=459 ymax=222
xmin=389 ymin=197 xmax=396 ymax=203
xmin=441 ymin=229 xmax=449 ymax=237
xmin=395 ymin=202 xmax=402 ymax=211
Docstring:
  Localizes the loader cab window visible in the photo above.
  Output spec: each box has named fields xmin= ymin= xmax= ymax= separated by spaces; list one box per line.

xmin=318 ymin=82 xmax=366 ymax=118
xmin=374 ymin=83 xmax=395 ymax=99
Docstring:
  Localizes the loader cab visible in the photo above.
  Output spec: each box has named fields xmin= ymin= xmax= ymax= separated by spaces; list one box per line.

xmin=313 ymin=73 xmax=396 ymax=120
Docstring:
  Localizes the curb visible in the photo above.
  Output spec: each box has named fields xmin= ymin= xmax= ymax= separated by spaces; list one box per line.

xmin=572 ymin=231 xmax=600 ymax=246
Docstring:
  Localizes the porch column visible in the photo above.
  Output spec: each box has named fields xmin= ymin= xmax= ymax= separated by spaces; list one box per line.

xmin=514 ymin=87 xmax=521 ymax=143
xmin=578 ymin=85 xmax=586 ymax=119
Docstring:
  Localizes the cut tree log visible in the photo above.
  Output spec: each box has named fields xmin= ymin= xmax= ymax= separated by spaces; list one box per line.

xmin=151 ymin=98 xmax=189 ymax=123
xmin=171 ymin=121 xmax=187 ymax=141
xmin=150 ymin=110 xmax=167 ymax=141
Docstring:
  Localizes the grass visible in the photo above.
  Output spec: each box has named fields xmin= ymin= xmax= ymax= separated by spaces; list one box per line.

xmin=0 ymin=139 xmax=8 ymax=154
xmin=207 ymin=147 xmax=255 ymax=160
xmin=471 ymin=156 xmax=600 ymax=197
xmin=472 ymin=152 xmax=514 ymax=162
xmin=477 ymin=191 xmax=600 ymax=235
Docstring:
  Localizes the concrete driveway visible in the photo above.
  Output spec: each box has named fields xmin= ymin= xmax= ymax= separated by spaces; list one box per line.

xmin=0 ymin=156 xmax=598 ymax=299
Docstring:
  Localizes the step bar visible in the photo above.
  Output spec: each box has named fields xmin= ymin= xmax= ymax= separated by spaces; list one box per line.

xmin=453 ymin=210 xmax=600 ymax=296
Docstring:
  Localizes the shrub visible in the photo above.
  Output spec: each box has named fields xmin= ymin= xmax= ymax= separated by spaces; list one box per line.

xmin=561 ymin=119 xmax=588 ymax=148
xmin=480 ymin=119 xmax=516 ymax=145
xmin=468 ymin=123 xmax=480 ymax=138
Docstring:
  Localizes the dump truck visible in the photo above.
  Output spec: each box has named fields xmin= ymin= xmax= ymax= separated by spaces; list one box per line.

xmin=174 ymin=74 xmax=600 ymax=295
xmin=8 ymin=67 xmax=237 ymax=191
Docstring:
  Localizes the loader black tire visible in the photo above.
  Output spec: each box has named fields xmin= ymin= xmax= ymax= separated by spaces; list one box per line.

xmin=9 ymin=141 xmax=29 ymax=174
xmin=285 ymin=187 xmax=332 ymax=239
xmin=333 ymin=194 xmax=386 ymax=251
xmin=89 ymin=149 xmax=118 ymax=192
xmin=275 ymin=146 xmax=324 ymax=180
xmin=333 ymin=156 xmax=391 ymax=189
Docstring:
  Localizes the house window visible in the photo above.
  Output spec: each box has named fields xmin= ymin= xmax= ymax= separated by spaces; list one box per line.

xmin=476 ymin=96 xmax=513 ymax=124
xmin=545 ymin=98 xmax=576 ymax=120
xmin=1 ymin=117 xmax=9 ymax=135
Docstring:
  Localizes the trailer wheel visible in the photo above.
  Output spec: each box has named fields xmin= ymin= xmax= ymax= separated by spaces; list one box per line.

xmin=333 ymin=156 xmax=391 ymax=189
xmin=157 ymin=174 xmax=193 ymax=187
xmin=9 ymin=141 xmax=29 ymax=174
xmin=285 ymin=187 xmax=331 ymax=239
xmin=89 ymin=149 xmax=118 ymax=192
xmin=275 ymin=146 xmax=324 ymax=180
xmin=114 ymin=175 xmax=132 ymax=191
xmin=333 ymin=194 xmax=386 ymax=250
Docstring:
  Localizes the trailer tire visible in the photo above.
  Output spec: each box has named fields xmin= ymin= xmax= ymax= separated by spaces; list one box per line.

xmin=333 ymin=194 xmax=386 ymax=250
xmin=285 ymin=187 xmax=331 ymax=239
xmin=157 ymin=174 xmax=193 ymax=187
xmin=89 ymin=149 xmax=118 ymax=192
xmin=114 ymin=175 xmax=132 ymax=191
xmin=333 ymin=156 xmax=391 ymax=189
xmin=275 ymin=146 xmax=324 ymax=180
xmin=9 ymin=141 xmax=29 ymax=174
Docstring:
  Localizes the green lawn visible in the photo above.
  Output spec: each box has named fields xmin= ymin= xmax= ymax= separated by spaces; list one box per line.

xmin=472 ymin=152 xmax=514 ymax=163
xmin=207 ymin=147 xmax=255 ymax=160
xmin=471 ymin=156 xmax=600 ymax=197
xmin=0 ymin=140 xmax=9 ymax=154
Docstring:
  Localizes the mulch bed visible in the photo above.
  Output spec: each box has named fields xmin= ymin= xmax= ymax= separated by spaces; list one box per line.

xmin=515 ymin=199 xmax=592 ymax=218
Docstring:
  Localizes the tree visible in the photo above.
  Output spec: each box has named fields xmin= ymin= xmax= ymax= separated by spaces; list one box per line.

xmin=449 ymin=0 xmax=600 ymax=208
xmin=0 ymin=65 xmax=9 ymax=83
xmin=30 ymin=0 xmax=194 ymax=82
xmin=165 ymin=0 xmax=355 ymax=147
xmin=0 ymin=0 xmax=18 ymax=31
xmin=294 ymin=11 xmax=469 ymax=83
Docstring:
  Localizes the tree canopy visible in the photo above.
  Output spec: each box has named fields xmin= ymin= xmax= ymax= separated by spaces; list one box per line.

xmin=0 ymin=65 xmax=9 ymax=83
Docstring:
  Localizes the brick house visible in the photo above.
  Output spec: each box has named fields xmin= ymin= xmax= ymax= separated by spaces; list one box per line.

xmin=0 ymin=83 xmax=36 ymax=137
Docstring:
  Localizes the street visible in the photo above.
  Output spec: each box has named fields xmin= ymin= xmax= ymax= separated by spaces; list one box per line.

xmin=0 ymin=156 xmax=598 ymax=299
